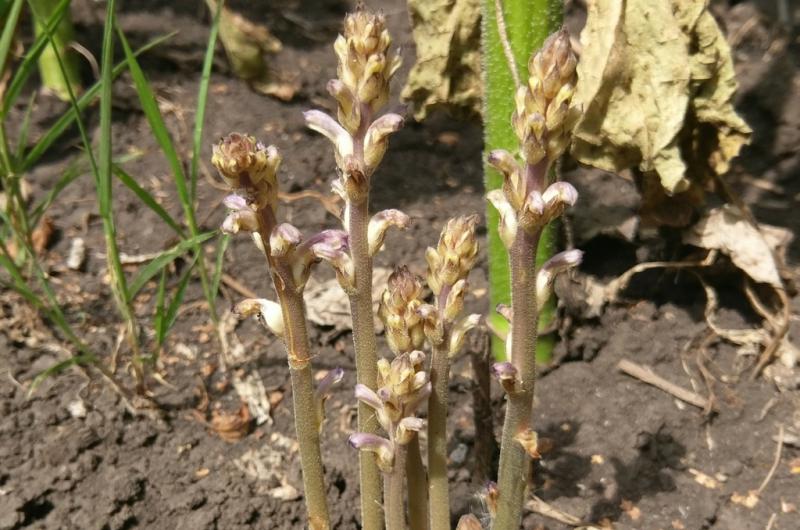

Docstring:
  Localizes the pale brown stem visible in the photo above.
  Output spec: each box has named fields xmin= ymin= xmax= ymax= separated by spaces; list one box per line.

xmin=256 ymin=212 xmax=331 ymax=530
xmin=406 ymin=436 xmax=429 ymax=530
xmin=493 ymin=224 xmax=541 ymax=529
xmin=347 ymin=196 xmax=385 ymax=530
xmin=428 ymin=340 xmax=451 ymax=530
xmin=386 ymin=444 xmax=409 ymax=530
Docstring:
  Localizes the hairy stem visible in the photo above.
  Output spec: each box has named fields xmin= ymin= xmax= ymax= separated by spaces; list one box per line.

xmin=385 ymin=445 xmax=409 ymax=530
xmin=482 ymin=0 xmax=563 ymax=361
xmin=470 ymin=339 xmax=495 ymax=485
xmin=493 ymin=226 xmax=540 ymax=530
xmin=347 ymin=197 xmax=384 ymax=530
xmin=427 ymin=341 xmax=451 ymax=530
xmin=253 ymin=203 xmax=330 ymax=529
xmin=273 ymin=265 xmax=331 ymax=530
xmin=406 ymin=436 xmax=429 ymax=530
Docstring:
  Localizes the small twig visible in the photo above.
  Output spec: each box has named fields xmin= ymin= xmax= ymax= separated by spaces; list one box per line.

xmin=221 ymin=273 xmax=258 ymax=299
xmin=757 ymin=397 xmax=778 ymax=422
xmin=494 ymin=0 xmax=521 ymax=88
xmin=525 ymin=496 xmax=600 ymax=528
xmin=617 ymin=359 xmax=713 ymax=410
xmin=752 ymin=288 xmax=791 ymax=379
xmin=765 ymin=513 xmax=778 ymax=530
xmin=757 ymin=424 xmax=784 ymax=495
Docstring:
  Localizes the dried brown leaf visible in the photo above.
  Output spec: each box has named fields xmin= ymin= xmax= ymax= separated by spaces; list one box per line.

xmin=572 ymin=0 xmax=751 ymax=210
xmin=684 ymin=205 xmax=790 ymax=287
xmin=210 ymin=403 xmax=251 ymax=442
xmin=401 ymin=0 xmax=482 ymax=120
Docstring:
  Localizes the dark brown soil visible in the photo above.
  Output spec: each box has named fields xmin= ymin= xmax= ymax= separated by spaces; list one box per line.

xmin=2 ymin=1 xmax=800 ymax=529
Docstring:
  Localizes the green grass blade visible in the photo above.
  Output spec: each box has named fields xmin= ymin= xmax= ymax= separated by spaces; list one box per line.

xmin=29 ymin=154 xmax=83 ymax=225
xmin=153 ymin=268 xmax=168 ymax=345
xmin=113 ymin=164 xmax=185 ymax=237
xmin=158 ymin=255 xmax=197 ymax=347
xmin=15 ymin=91 xmax=38 ymax=161
xmin=211 ymin=233 xmax=228 ymax=297
xmin=1 ymin=0 xmax=69 ymax=118
xmin=190 ymin=0 xmax=223 ymax=203
xmin=0 ymin=0 xmax=24 ymax=81
xmin=20 ymin=32 xmax=175 ymax=172
xmin=128 ymin=231 xmax=215 ymax=298
xmin=482 ymin=0 xmax=563 ymax=360
xmin=116 ymin=28 xmax=191 ymax=215
xmin=28 ymin=354 xmax=97 ymax=395
xmin=117 ymin=23 xmax=217 ymax=322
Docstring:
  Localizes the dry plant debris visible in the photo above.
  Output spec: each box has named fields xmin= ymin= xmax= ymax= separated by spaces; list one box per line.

xmin=572 ymin=0 xmax=751 ymax=225
xmin=401 ymin=0 xmax=482 ymax=120
xmin=684 ymin=205 xmax=791 ymax=288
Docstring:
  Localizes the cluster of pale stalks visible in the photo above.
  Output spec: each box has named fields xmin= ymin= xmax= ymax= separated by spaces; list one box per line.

xmin=212 ymin=7 xmax=581 ymax=530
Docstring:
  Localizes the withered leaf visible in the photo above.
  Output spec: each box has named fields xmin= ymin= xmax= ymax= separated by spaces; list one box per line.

xmin=683 ymin=205 xmax=790 ymax=287
xmin=210 ymin=403 xmax=251 ymax=442
xmin=572 ymin=0 xmax=751 ymax=198
xmin=401 ymin=0 xmax=482 ymax=120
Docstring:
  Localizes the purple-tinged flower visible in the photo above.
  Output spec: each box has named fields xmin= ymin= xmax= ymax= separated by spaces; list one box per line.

xmin=221 ymin=194 xmax=259 ymax=235
xmin=536 ymin=249 xmax=583 ymax=310
xmin=487 ymin=189 xmax=517 ymax=249
xmin=491 ymin=361 xmax=519 ymax=393
xmin=448 ymin=313 xmax=481 ymax=358
xmin=363 ymin=113 xmax=404 ymax=172
xmin=368 ymin=209 xmax=410 ymax=257
xmin=348 ymin=433 xmax=394 ymax=472
xmin=270 ymin=223 xmax=302 ymax=257
xmin=396 ymin=417 xmax=425 ymax=445
xmin=304 ymin=110 xmax=354 ymax=169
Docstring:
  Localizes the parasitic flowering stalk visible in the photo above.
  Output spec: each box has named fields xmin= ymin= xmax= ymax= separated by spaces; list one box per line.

xmin=376 ymin=266 xmax=429 ymax=529
xmin=379 ymin=266 xmax=427 ymax=355
xmin=349 ymin=352 xmax=431 ymax=530
xmin=423 ymin=215 xmax=482 ymax=530
xmin=304 ymin=8 xmax=406 ymax=528
xmin=485 ymin=30 xmax=583 ymax=530
xmin=213 ymin=133 xmax=336 ymax=530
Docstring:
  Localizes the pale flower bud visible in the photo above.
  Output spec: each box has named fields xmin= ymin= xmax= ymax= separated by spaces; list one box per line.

xmin=234 ymin=298 xmax=285 ymax=337
xmin=426 ymin=214 xmax=480 ymax=296
xmin=512 ymin=29 xmax=579 ymax=165
xmin=379 ymin=267 xmax=425 ymax=354
xmin=541 ymin=181 xmax=578 ymax=221
xmin=443 ymin=279 xmax=467 ymax=322
xmin=221 ymin=194 xmax=259 ymax=234
xmin=517 ymin=190 xmax=545 ymax=232
xmin=334 ymin=8 xmax=400 ymax=117
xmin=487 ymin=190 xmax=517 ymax=249
xmin=368 ymin=209 xmax=410 ymax=256
xmin=212 ymin=134 xmax=280 ymax=209
xmin=395 ymin=417 xmax=425 ymax=445
xmin=354 ymin=383 xmax=383 ymax=412
xmin=327 ymin=79 xmax=359 ymax=134
xmin=448 ymin=313 xmax=481 ymax=358
xmin=488 ymin=149 xmax=525 ymax=211
xmin=536 ymin=249 xmax=583 ymax=310
xmin=270 ymin=223 xmax=302 ymax=257
xmin=348 ymin=433 xmax=394 ymax=472
xmin=304 ymin=110 xmax=354 ymax=170
xmin=491 ymin=361 xmax=518 ymax=393
xmin=363 ymin=113 xmax=404 ymax=173
xmin=314 ymin=368 xmax=344 ymax=432
xmin=308 ymin=230 xmax=354 ymax=293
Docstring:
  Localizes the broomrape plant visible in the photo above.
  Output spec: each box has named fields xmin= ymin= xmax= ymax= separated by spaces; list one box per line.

xmin=215 ymin=7 xmax=581 ymax=530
